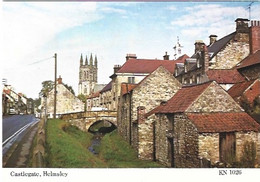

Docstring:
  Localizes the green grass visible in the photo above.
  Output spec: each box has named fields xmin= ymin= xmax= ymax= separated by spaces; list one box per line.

xmin=98 ymin=130 xmax=164 ymax=168
xmin=46 ymin=119 xmax=164 ymax=168
xmin=46 ymin=119 xmax=107 ymax=168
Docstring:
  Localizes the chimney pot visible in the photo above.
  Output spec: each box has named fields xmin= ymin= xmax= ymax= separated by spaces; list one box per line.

xmin=113 ymin=65 xmax=122 ymax=73
xmin=57 ymin=75 xmax=62 ymax=84
xmin=235 ymin=18 xmax=249 ymax=33
xmin=126 ymin=54 xmax=137 ymax=61
xmin=163 ymin=52 xmax=170 ymax=60
xmin=209 ymin=35 xmax=217 ymax=45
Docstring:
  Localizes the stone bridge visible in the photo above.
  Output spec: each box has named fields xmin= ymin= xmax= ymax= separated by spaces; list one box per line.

xmin=61 ymin=111 xmax=117 ymax=132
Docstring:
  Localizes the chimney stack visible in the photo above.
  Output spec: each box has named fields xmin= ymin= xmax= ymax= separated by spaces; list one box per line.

xmin=209 ymin=35 xmax=217 ymax=45
xmin=194 ymin=40 xmax=205 ymax=53
xmin=126 ymin=54 xmax=137 ymax=61
xmin=113 ymin=65 xmax=122 ymax=73
xmin=163 ymin=52 xmax=170 ymax=60
xmin=235 ymin=18 xmax=249 ymax=33
xmin=250 ymin=20 xmax=260 ymax=54
xmin=57 ymin=75 xmax=62 ymax=84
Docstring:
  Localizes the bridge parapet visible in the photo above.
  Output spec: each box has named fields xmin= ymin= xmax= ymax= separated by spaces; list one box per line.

xmin=60 ymin=111 xmax=117 ymax=132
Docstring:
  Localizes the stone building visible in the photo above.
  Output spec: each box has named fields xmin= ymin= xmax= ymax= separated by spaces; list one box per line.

xmin=2 ymin=85 xmax=29 ymax=115
xmin=78 ymin=53 xmax=105 ymax=96
xmin=86 ymin=91 xmax=101 ymax=111
xmin=109 ymin=53 xmax=188 ymax=111
xmin=175 ymin=18 xmax=259 ymax=89
xmin=44 ymin=76 xmax=84 ymax=118
xmin=144 ymin=81 xmax=260 ymax=167
xmin=236 ymin=50 xmax=260 ymax=80
xmin=228 ymin=79 xmax=260 ymax=107
xmin=117 ymin=66 xmax=182 ymax=159
xmin=99 ymin=81 xmax=112 ymax=110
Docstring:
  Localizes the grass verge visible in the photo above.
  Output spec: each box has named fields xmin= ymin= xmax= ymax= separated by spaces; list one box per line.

xmin=99 ymin=130 xmax=164 ymax=168
xmin=46 ymin=119 xmax=107 ymax=168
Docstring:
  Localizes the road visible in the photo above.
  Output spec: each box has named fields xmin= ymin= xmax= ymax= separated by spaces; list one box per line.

xmin=2 ymin=115 xmax=39 ymax=167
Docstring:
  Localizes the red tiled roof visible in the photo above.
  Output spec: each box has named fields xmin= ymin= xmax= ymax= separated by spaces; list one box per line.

xmin=151 ymin=82 xmax=212 ymax=114
xmin=187 ymin=113 xmax=260 ymax=133
xmin=237 ymin=50 xmax=260 ymax=69
xmin=121 ymin=83 xmax=137 ymax=95
xmin=87 ymin=91 xmax=100 ymax=99
xmin=206 ymin=69 xmax=245 ymax=84
xmin=3 ymin=89 xmax=11 ymax=95
xmin=228 ymin=80 xmax=256 ymax=99
xmin=117 ymin=54 xmax=189 ymax=74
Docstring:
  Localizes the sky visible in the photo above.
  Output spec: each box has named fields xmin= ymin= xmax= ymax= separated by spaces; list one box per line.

xmin=1 ymin=1 xmax=260 ymax=99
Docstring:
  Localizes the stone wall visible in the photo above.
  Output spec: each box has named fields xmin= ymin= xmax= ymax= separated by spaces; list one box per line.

xmin=198 ymin=133 xmax=219 ymax=164
xmin=154 ymin=114 xmax=170 ymax=166
xmin=209 ymin=33 xmax=249 ymax=69
xmin=117 ymin=93 xmax=132 ymax=143
xmin=187 ymin=82 xmax=242 ymax=113
xmin=131 ymin=66 xmax=181 ymax=159
xmin=131 ymin=66 xmax=181 ymax=122
xmin=154 ymin=113 xmax=200 ymax=167
xmin=236 ymin=131 xmax=259 ymax=161
xmin=173 ymin=114 xmax=199 ymax=168
xmin=47 ymin=84 xmax=84 ymax=116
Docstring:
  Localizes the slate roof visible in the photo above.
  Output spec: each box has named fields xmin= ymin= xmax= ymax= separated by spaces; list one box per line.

xmin=117 ymin=54 xmax=189 ymax=74
xmin=187 ymin=113 xmax=260 ymax=133
xmin=228 ymin=80 xmax=256 ymax=99
xmin=236 ymin=50 xmax=260 ymax=69
xmin=207 ymin=32 xmax=236 ymax=60
xmin=206 ymin=69 xmax=245 ymax=84
xmin=100 ymin=81 xmax=112 ymax=93
xmin=121 ymin=83 xmax=137 ymax=96
xmin=149 ymin=81 xmax=212 ymax=114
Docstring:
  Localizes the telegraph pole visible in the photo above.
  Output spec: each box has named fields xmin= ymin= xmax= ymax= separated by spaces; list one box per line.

xmin=54 ymin=53 xmax=57 ymax=119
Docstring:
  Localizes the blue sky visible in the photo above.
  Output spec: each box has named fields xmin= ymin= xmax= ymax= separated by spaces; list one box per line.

xmin=1 ymin=1 xmax=260 ymax=98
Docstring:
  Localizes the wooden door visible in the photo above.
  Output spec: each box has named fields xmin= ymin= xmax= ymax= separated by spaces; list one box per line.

xmin=219 ymin=132 xmax=236 ymax=163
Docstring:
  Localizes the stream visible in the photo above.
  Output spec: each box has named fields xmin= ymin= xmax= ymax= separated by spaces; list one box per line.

xmin=88 ymin=133 xmax=103 ymax=155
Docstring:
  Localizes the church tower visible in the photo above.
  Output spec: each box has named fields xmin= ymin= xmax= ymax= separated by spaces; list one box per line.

xmin=78 ymin=53 xmax=98 ymax=96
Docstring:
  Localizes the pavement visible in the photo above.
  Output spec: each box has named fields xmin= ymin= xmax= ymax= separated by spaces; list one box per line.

xmin=3 ymin=120 xmax=39 ymax=168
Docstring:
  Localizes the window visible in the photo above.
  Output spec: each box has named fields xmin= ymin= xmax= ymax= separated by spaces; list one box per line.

xmin=128 ymin=77 xmax=135 ymax=84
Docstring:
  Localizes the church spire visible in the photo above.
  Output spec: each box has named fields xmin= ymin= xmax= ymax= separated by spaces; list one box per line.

xmin=80 ymin=53 xmax=83 ymax=66
xmin=94 ymin=55 xmax=97 ymax=67
xmin=90 ymin=53 xmax=93 ymax=66
xmin=85 ymin=55 xmax=88 ymax=65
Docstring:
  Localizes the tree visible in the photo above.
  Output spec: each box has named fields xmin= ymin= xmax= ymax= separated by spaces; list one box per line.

xmin=39 ymin=80 xmax=54 ymax=97
xmin=77 ymin=94 xmax=87 ymax=102
xmin=64 ymin=83 xmax=75 ymax=95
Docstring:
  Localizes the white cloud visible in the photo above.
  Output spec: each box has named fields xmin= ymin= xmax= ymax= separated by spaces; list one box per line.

xmin=171 ymin=4 xmax=248 ymax=27
xmin=100 ymin=7 xmax=127 ymax=14
xmin=2 ymin=2 xmax=100 ymax=68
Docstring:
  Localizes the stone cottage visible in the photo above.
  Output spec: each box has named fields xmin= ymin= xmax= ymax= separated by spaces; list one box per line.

xmin=175 ymin=18 xmax=259 ymax=89
xmin=109 ymin=53 xmax=188 ymax=112
xmin=44 ymin=76 xmax=84 ymax=118
xmin=145 ymin=81 xmax=260 ymax=167
xmin=117 ymin=66 xmax=182 ymax=159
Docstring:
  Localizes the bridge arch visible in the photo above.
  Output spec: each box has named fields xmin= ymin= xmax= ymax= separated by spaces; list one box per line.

xmin=87 ymin=119 xmax=117 ymax=134
xmin=84 ymin=116 xmax=117 ymax=131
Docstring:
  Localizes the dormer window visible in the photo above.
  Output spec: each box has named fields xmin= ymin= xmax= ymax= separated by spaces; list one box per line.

xmin=184 ymin=64 xmax=187 ymax=73
xmin=175 ymin=69 xmax=178 ymax=77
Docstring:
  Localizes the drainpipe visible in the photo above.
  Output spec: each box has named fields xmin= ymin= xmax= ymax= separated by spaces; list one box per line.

xmin=129 ymin=92 xmax=132 ymax=145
